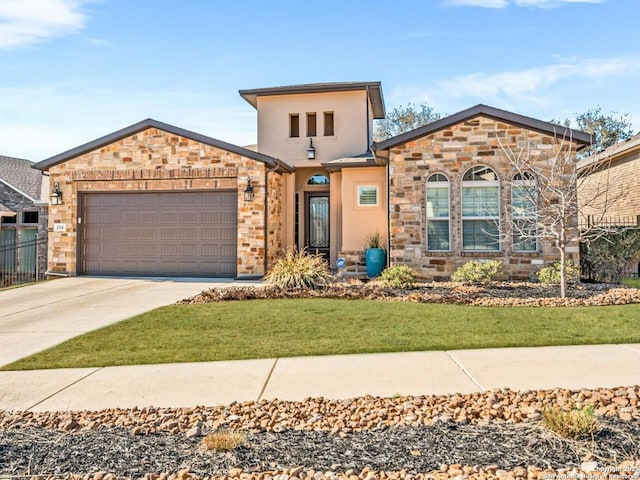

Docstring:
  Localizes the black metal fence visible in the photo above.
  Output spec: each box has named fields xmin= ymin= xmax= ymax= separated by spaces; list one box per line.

xmin=579 ymin=215 xmax=640 ymax=281
xmin=0 ymin=235 xmax=48 ymax=286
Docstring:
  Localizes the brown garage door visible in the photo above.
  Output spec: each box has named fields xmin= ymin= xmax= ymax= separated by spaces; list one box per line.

xmin=80 ymin=191 xmax=237 ymax=277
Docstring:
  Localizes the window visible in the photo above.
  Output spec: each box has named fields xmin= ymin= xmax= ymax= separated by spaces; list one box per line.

xmin=357 ymin=185 xmax=378 ymax=206
xmin=512 ymin=172 xmax=537 ymax=252
xmin=22 ymin=211 xmax=38 ymax=224
xmin=307 ymin=174 xmax=329 ymax=185
xmin=324 ymin=112 xmax=334 ymax=136
xmin=306 ymin=113 xmax=317 ymax=137
xmin=1 ymin=215 xmax=17 ymax=224
xmin=289 ymin=114 xmax=300 ymax=138
xmin=426 ymin=173 xmax=450 ymax=251
xmin=462 ymin=166 xmax=500 ymax=251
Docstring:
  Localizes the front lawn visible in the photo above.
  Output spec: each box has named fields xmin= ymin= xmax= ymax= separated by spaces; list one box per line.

xmin=4 ymin=299 xmax=640 ymax=371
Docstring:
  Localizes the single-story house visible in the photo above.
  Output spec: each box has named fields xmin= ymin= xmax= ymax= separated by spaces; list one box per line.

xmin=33 ymin=82 xmax=590 ymax=280
xmin=577 ymin=132 xmax=640 ymax=226
xmin=0 ymin=155 xmax=49 ymax=277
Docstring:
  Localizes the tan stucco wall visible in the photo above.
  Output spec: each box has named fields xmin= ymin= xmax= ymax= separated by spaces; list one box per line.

xmin=578 ymin=148 xmax=640 ymax=223
xmin=387 ymin=115 xmax=581 ymax=281
xmin=340 ymin=167 xmax=387 ymax=251
xmin=256 ymin=90 xmax=371 ymax=168
xmin=46 ymin=127 xmax=271 ymax=277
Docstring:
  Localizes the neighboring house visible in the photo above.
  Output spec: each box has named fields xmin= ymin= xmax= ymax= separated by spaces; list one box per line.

xmin=0 ymin=155 xmax=49 ymax=278
xmin=577 ymin=132 xmax=640 ymax=226
xmin=33 ymin=82 xmax=590 ymax=281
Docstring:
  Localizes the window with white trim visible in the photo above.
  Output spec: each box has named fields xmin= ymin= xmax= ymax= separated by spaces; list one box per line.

xmin=426 ymin=173 xmax=450 ymax=251
xmin=357 ymin=185 xmax=378 ymax=206
xmin=512 ymin=172 xmax=537 ymax=252
xmin=462 ymin=166 xmax=500 ymax=251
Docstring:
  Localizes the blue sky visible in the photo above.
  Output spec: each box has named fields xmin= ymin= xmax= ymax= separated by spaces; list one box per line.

xmin=1 ymin=0 xmax=638 ymax=160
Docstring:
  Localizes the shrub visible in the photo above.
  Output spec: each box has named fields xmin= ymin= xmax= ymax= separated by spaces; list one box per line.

xmin=201 ymin=430 xmax=247 ymax=452
xmin=582 ymin=228 xmax=640 ymax=283
xmin=536 ymin=261 xmax=580 ymax=285
xmin=264 ymin=247 xmax=333 ymax=290
xmin=451 ymin=260 xmax=502 ymax=284
xmin=380 ymin=265 xmax=417 ymax=289
xmin=542 ymin=406 xmax=599 ymax=439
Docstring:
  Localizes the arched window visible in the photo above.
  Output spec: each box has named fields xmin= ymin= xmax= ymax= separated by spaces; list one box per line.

xmin=512 ymin=172 xmax=537 ymax=252
xmin=307 ymin=174 xmax=329 ymax=185
xmin=426 ymin=173 xmax=450 ymax=251
xmin=462 ymin=166 xmax=500 ymax=251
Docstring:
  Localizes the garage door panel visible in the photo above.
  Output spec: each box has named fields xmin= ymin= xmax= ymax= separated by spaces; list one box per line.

xmin=82 ymin=191 xmax=237 ymax=277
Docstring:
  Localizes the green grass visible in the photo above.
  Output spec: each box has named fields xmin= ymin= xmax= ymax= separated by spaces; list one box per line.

xmin=4 ymin=299 xmax=640 ymax=371
xmin=623 ymin=277 xmax=640 ymax=288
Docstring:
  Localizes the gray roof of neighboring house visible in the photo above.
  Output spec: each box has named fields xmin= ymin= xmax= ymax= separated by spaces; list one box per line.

xmin=239 ymin=81 xmax=386 ymax=119
xmin=0 ymin=155 xmax=46 ymax=202
xmin=33 ymin=118 xmax=294 ymax=173
xmin=373 ymin=104 xmax=592 ymax=151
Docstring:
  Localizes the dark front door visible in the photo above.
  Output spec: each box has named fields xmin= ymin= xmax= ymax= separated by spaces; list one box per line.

xmin=305 ymin=192 xmax=329 ymax=259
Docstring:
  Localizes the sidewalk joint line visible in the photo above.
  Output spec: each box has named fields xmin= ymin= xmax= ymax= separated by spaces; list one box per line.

xmin=621 ymin=344 xmax=640 ymax=355
xmin=445 ymin=351 xmax=485 ymax=392
xmin=26 ymin=367 xmax=104 ymax=411
xmin=258 ymin=358 xmax=279 ymax=401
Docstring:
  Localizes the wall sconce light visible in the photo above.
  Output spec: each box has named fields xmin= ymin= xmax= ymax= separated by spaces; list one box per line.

xmin=243 ymin=177 xmax=254 ymax=202
xmin=307 ymin=138 xmax=316 ymax=160
xmin=50 ymin=182 xmax=63 ymax=205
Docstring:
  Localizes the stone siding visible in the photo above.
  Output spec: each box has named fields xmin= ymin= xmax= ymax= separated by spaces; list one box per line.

xmin=388 ymin=116 xmax=580 ymax=281
xmin=47 ymin=127 xmax=269 ymax=277
xmin=267 ymin=171 xmax=285 ymax=270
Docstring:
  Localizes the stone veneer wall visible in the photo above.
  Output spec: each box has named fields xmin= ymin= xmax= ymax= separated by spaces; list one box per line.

xmin=578 ymin=148 xmax=640 ymax=223
xmin=266 ymin=171 xmax=285 ymax=270
xmin=388 ymin=116 xmax=580 ymax=281
xmin=47 ymin=128 xmax=268 ymax=277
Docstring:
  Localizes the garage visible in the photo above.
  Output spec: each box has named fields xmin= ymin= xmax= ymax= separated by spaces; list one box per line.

xmin=80 ymin=191 xmax=237 ymax=277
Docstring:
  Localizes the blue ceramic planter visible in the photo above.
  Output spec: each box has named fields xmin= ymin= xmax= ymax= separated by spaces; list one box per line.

xmin=365 ymin=248 xmax=386 ymax=278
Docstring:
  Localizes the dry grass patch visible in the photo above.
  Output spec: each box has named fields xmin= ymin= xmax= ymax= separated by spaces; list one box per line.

xmin=542 ymin=405 xmax=599 ymax=439
xmin=200 ymin=430 xmax=247 ymax=452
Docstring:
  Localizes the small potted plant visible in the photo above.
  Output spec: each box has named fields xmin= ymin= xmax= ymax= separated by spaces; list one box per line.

xmin=365 ymin=230 xmax=386 ymax=278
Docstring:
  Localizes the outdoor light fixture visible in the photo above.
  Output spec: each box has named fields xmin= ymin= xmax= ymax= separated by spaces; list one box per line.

xmin=50 ymin=182 xmax=63 ymax=205
xmin=307 ymin=138 xmax=316 ymax=159
xmin=243 ymin=177 xmax=254 ymax=202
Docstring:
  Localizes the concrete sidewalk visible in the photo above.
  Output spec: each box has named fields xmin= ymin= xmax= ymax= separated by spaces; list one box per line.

xmin=1 ymin=344 xmax=639 ymax=412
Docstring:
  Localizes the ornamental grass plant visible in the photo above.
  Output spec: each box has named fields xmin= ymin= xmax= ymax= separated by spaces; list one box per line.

xmin=264 ymin=247 xmax=334 ymax=290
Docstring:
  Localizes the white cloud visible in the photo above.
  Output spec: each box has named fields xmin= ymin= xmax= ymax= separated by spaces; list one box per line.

xmin=445 ymin=0 xmax=604 ymax=7
xmin=0 ymin=0 xmax=91 ymax=48
xmin=426 ymin=56 xmax=640 ymax=103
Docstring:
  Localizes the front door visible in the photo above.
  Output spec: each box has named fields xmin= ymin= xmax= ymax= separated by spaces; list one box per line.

xmin=305 ymin=192 xmax=329 ymax=260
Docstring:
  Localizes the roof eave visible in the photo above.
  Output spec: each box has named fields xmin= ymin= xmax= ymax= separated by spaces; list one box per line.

xmin=32 ymin=118 xmax=293 ymax=173
xmin=373 ymin=104 xmax=592 ymax=151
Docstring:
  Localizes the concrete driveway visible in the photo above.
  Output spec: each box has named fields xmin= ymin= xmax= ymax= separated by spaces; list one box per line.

xmin=0 ymin=276 xmax=235 ymax=367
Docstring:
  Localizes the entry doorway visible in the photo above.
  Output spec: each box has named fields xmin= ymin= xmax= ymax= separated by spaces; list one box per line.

xmin=305 ymin=192 xmax=329 ymax=260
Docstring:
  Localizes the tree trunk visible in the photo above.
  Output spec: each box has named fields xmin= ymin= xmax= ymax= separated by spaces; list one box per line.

xmin=559 ymin=247 xmax=567 ymax=299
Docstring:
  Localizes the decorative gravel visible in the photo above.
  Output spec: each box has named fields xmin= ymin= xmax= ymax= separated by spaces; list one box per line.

xmin=177 ymin=281 xmax=640 ymax=307
xmin=1 ymin=418 xmax=639 ymax=478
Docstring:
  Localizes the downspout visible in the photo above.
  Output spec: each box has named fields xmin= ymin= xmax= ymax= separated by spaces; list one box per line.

xmin=365 ymin=86 xmax=371 ymax=149
xmin=264 ymin=163 xmax=281 ymax=277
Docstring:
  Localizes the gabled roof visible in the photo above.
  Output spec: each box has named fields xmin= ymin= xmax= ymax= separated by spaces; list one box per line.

xmin=577 ymin=131 xmax=640 ymax=171
xmin=373 ymin=104 xmax=592 ymax=151
xmin=321 ymin=151 xmax=378 ymax=171
xmin=239 ymin=81 xmax=386 ymax=119
xmin=33 ymin=118 xmax=294 ymax=173
xmin=0 ymin=155 xmax=46 ymax=202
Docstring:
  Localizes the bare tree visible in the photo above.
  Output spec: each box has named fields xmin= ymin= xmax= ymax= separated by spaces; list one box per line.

xmin=496 ymin=135 xmax=626 ymax=298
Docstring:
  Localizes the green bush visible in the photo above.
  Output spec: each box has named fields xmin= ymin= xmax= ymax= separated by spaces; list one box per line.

xmin=536 ymin=261 xmax=580 ymax=285
xmin=264 ymin=247 xmax=334 ymax=290
xmin=380 ymin=265 xmax=417 ymax=289
xmin=582 ymin=228 xmax=640 ymax=283
xmin=451 ymin=260 xmax=502 ymax=284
